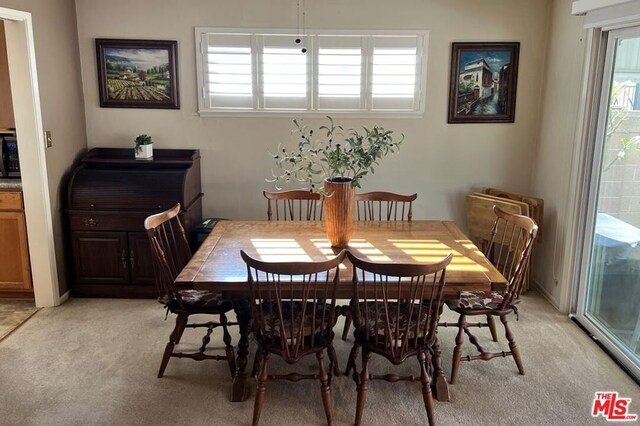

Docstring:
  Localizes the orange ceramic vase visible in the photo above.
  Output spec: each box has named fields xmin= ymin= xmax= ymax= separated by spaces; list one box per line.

xmin=323 ymin=178 xmax=355 ymax=248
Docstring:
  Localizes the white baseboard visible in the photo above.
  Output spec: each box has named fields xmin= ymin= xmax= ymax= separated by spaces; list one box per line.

xmin=58 ymin=290 xmax=70 ymax=305
xmin=532 ymin=279 xmax=562 ymax=312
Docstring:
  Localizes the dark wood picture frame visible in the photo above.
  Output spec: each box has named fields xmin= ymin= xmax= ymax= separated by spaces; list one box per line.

xmin=96 ymin=39 xmax=180 ymax=109
xmin=447 ymin=42 xmax=519 ymax=123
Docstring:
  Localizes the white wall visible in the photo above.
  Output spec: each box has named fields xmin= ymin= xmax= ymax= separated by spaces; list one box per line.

xmin=0 ymin=0 xmax=87 ymax=297
xmin=531 ymin=0 xmax=586 ymax=309
xmin=75 ymin=0 xmax=552 ymax=227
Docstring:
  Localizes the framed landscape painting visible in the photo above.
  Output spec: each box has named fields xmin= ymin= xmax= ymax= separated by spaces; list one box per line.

xmin=447 ymin=42 xmax=519 ymax=123
xmin=96 ymin=39 xmax=180 ymax=109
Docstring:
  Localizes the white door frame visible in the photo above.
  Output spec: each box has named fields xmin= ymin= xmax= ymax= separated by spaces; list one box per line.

xmin=1 ymin=7 xmax=60 ymax=307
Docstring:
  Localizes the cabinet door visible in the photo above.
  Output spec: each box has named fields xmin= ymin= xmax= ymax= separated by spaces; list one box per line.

xmin=71 ymin=231 xmax=129 ymax=284
xmin=0 ymin=212 xmax=32 ymax=290
xmin=128 ymin=232 xmax=155 ymax=285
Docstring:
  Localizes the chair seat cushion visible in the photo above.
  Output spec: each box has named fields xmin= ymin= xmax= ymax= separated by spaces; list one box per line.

xmin=354 ymin=302 xmax=432 ymax=341
xmin=259 ymin=301 xmax=336 ymax=339
xmin=446 ymin=291 xmax=505 ymax=310
xmin=178 ymin=289 xmax=226 ymax=308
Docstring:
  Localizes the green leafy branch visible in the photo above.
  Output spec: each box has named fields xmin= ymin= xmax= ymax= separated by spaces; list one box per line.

xmin=267 ymin=116 xmax=404 ymax=192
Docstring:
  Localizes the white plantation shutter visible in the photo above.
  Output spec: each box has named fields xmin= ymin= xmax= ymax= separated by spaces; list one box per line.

xmin=196 ymin=28 xmax=428 ymax=115
xmin=370 ymin=36 xmax=422 ymax=111
xmin=260 ymin=35 xmax=310 ymax=110
xmin=203 ymin=33 xmax=254 ymax=109
xmin=316 ymin=36 xmax=364 ymax=110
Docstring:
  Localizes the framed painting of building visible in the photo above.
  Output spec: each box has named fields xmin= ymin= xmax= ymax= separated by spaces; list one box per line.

xmin=447 ymin=42 xmax=519 ymax=123
xmin=96 ymin=39 xmax=180 ymax=109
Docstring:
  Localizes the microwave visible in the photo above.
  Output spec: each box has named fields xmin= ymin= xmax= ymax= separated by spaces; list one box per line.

xmin=0 ymin=133 xmax=20 ymax=178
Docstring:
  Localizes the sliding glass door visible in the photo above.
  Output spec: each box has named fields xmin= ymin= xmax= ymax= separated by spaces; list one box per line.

xmin=577 ymin=27 xmax=640 ymax=379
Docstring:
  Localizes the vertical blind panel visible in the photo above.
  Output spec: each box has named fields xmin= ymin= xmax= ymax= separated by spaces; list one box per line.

xmin=205 ymin=33 xmax=254 ymax=109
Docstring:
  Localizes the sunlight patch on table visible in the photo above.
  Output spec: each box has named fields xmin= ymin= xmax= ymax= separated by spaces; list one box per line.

xmin=390 ymin=240 xmax=451 ymax=250
xmin=446 ymin=263 xmax=489 ymax=272
xmin=257 ymin=254 xmax=313 ymax=262
xmin=251 ymin=239 xmax=300 ymax=248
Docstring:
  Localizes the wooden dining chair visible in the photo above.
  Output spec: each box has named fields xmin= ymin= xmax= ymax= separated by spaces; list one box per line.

xmin=145 ymin=204 xmax=237 ymax=379
xmin=344 ymin=251 xmax=453 ymax=426
xmin=355 ymin=191 xmax=417 ymax=221
xmin=341 ymin=191 xmax=418 ymax=341
xmin=263 ymin=190 xmax=323 ymax=221
xmin=241 ymin=249 xmax=347 ymax=426
xmin=442 ymin=206 xmax=538 ymax=383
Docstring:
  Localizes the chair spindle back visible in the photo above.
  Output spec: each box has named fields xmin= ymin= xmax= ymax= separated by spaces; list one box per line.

xmin=356 ymin=192 xmax=417 ymax=221
xmin=144 ymin=204 xmax=192 ymax=304
xmin=241 ymin=250 xmax=346 ymax=362
xmin=263 ymin=190 xmax=323 ymax=221
xmin=485 ymin=206 xmax=538 ymax=307
xmin=347 ymin=252 xmax=452 ymax=362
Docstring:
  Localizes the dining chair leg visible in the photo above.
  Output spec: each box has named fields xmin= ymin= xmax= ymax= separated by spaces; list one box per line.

xmin=220 ymin=313 xmax=237 ymax=378
xmin=327 ymin=343 xmax=340 ymax=381
xmin=174 ymin=316 xmax=188 ymax=344
xmin=487 ymin=314 xmax=499 ymax=342
xmin=354 ymin=349 xmax=371 ymax=426
xmin=501 ymin=314 xmax=525 ymax=375
xmin=158 ymin=313 xmax=188 ymax=378
xmin=317 ymin=350 xmax=333 ymax=426
xmin=450 ymin=314 xmax=465 ymax=384
xmin=250 ymin=348 xmax=261 ymax=379
xmin=344 ymin=342 xmax=360 ymax=378
xmin=342 ymin=312 xmax=352 ymax=341
xmin=252 ymin=350 xmax=269 ymax=426
xmin=419 ymin=350 xmax=435 ymax=426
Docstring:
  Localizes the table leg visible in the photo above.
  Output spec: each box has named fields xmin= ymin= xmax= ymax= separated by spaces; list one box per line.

xmin=231 ymin=299 xmax=252 ymax=402
xmin=431 ymin=334 xmax=450 ymax=402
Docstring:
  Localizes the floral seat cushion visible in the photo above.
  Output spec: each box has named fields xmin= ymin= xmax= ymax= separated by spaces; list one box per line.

xmin=446 ymin=291 xmax=505 ymax=310
xmin=353 ymin=302 xmax=433 ymax=341
xmin=177 ymin=289 xmax=226 ymax=308
xmin=258 ymin=301 xmax=336 ymax=339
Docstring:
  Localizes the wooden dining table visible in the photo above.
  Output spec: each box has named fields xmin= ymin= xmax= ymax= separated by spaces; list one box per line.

xmin=175 ymin=220 xmax=506 ymax=403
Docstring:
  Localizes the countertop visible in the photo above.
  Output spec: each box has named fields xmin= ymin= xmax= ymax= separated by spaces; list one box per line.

xmin=0 ymin=179 xmax=22 ymax=191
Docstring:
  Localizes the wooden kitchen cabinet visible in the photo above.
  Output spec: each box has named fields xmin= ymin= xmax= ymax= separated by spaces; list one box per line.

xmin=0 ymin=191 xmax=32 ymax=295
xmin=0 ymin=22 xmax=16 ymax=130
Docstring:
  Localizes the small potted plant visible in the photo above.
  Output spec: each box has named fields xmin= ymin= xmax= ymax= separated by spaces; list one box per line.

xmin=268 ymin=116 xmax=403 ymax=247
xmin=134 ymin=134 xmax=153 ymax=159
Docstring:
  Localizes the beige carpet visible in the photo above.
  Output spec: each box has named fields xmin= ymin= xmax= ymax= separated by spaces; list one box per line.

xmin=0 ymin=300 xmax=38 ymax=342
xmin=0 ymin=292 xmax=638 ymax=425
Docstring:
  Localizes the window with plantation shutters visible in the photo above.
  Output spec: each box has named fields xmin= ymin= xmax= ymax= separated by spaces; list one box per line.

xmin=196 ymin=28 xmax=428 ymax=116
xmin=199 ymin=33 xmax=254 ymax=109
xmin=316 ymin=35 xmax=363 ymax=110
xmin=261 ymin=35 xmax=310 ymax=110
xmin=371 ymin=36 xmax=422 ymax=111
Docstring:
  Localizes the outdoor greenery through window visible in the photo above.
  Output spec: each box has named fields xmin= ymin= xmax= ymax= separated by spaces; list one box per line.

xmin=195 ymin=28 xmax=428 ymax=116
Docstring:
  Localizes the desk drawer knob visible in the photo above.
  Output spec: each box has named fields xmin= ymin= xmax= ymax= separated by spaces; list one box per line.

xmin=84 ymin=218 xmax=99 ymax=227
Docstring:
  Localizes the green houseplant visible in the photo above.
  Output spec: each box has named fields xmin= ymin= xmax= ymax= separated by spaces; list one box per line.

xmin=269 ymin=116 xmax=403 ymax=190
xmin=134 ymin=134 xmax=153 ymax=159
xmin=269 ymin=116 xmax=404 ymax=246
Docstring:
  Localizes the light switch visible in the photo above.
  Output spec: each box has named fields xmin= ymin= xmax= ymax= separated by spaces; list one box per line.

xmin=44 ymin=130 xmax=52 ymax=148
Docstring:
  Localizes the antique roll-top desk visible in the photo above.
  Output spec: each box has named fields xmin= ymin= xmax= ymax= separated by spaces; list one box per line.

xmin=66 ymin=148 xmax=202 ymax=298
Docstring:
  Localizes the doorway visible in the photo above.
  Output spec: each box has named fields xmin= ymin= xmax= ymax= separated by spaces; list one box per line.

xmin=0 ymin=7 xmax=60 ymax=307
xmin=575 ymin=26 xmax=640 ymax=381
